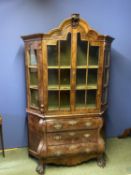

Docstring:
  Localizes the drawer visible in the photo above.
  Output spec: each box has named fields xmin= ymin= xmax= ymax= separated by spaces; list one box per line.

xmin=47 ymin=142 xmax=97 ymax=157
xmin=47 ymin=130 xmax=97 ymax=146
xmin=46 ymin=117 xmax=102 ymax=132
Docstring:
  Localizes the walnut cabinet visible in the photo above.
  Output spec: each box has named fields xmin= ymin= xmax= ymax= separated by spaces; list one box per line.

xmin=22 ymin=14 xmax=114 ymax=174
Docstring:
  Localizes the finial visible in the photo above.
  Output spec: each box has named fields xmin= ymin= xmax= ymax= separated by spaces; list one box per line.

xmin=71 ymin=13 xmax=80 ymax=28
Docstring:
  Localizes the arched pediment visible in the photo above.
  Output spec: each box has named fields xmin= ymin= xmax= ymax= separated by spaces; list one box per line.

xmin=45 ymin=14 xmax=114 ymax=42
xmin=22 ymin=14 xmax=114 ymax=43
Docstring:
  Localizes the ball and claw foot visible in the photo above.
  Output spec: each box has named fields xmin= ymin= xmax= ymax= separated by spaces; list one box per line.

xmin=36 ymin=163 xmax=45 ymax=175
xmin=97 ymin=153 xmax=106 ymax=168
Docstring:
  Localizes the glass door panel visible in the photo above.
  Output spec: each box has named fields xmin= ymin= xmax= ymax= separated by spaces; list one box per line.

xmin=47 ymin=42 xmax=59 ymax=110
xmin=48 ymin=45 xmax=58 ymax=67
xmin=105 ymin=50 xmax=110 ymax=66
xmin=30 ymin=49 xmax=37 ymax=65
xmin=48 ymin=69 xmax=58 ymax=89
xmin=30 ymin=89 xmax=39 ymax=108
xmin=30 ymin=68 xmax=38 ymax=87
xmin=47 ymin=32 xmax=100 ymax=111
xmin=60 ymin=33 xmax=71 ymax=66
xmin=88 ymin=46 xmax=99 ymax=66
xmin=87 ymin=69 xmax=98 ymax=86
xmin=76 ymin=90 xmax=85 ymax=108
xmin=86 ymin=90 xmax=96 ymax=108
xmin=76 ymin=69 xmax=86 ymax=88
xmin=60 ymin=69 xmax=70 ymax=89
xmin=75 ymin=33 xmax=99 ymax=109
xmin=60 ymin=91 xmax=70 ymax=109
xmin=77 ymin=33 xmax=88 ymax=66
xmin=48 ymin=91 xmax=59 ymax=110
xmin=102 ymin=88 xmax=108 ymax=104
xmin=59 ymin=33 xmax=71 ymax=110
xmin=104 ymin=69 xmax=109 ymax=86
xmin=47 ymin=33 xmax=71 ymax=111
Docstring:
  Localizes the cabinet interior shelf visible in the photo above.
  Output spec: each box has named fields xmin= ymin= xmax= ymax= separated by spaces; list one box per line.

xmin=76 ymin=85 xmax=97 ymax=90
xmin=29 ymin=65 xmax=38 ymax=69
xmin=48 ymin=65 xmax=99 ymax=69
xmin=30 ymin=85 xmax=38 ymax=90
xmin=76 ymin=104 xmax=96 ymax=108
xmin=48 ymin=104 xmax=96 ymax=110
xmin=48 ymin=84 xmax=97 ymax=90
xmin=48 ymin=85 xmax=70 ymax=90
xmin=77 ymin=65 xmax=98 ymax=69
xmin=48 ymin=66 xmax=71 ymax=69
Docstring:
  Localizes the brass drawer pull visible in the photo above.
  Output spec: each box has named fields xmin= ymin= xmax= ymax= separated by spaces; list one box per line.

xmin=53 ymin=123 xmax=62 ymax=130
xmin=68 ymin=120 xmax=78 ymax=126
xmin=53 ymin=135 xmax=62 ymax=140
xmin=84 ymin=133 xmax=90 ymax=138
xmin=85 ymin=122 xmax=91 ymax=127
xmin=55 ymin=151 xmax=62 ymax=156
xmin=69 ymin=132 xmax=75 ymax=136
xmin=69 ymin=145 xmax=77 ymax=150
xmin=85 ymin=148 xmax=90 ymax=153
xmin=39 ymin=119 xmax=44 ymax=125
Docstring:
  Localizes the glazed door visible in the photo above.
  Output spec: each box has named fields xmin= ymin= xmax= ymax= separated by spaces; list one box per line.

xmin=45 ymin=33 xmax=72 ymax=112
xmin=75 ymin=32 xmax=104 ymax=112
xmin=25 ymin=44 xmax=42 ymax=111
xmin=44 ymin=31 xmax=104 ymax=113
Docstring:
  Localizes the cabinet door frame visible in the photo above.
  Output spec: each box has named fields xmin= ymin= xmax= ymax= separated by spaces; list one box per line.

xmin=44 ymin=33 xmax=72 ymax=112
xmin=43 ymin=31 xmax=105 ymax=114
xmin=25 ymin=41 xmax=43 ymax=112
xmin=74 ymin=32 xmax=105 ymax=112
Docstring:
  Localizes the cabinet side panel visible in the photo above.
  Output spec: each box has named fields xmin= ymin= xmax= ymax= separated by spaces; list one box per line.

xmin=25 ymin=44 xmax=30 ymax=108
xmin=96 ymin=42 xmax=105 ymax=111
xmin=101 ymin=43 xmax=112 ymax=111
xmin=28 ymin=114 xmax=44 ymax=157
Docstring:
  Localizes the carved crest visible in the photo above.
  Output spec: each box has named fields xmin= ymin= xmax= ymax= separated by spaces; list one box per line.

xmin=71 ymin=13 xmax=80 ymax=28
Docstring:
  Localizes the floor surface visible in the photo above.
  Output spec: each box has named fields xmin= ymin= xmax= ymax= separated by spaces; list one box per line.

xmin=0 ymin=138 xmax=131 ymax=175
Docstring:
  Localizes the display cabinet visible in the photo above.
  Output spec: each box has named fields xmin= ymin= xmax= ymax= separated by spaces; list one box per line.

xmin=22 ymin=14 xmax=114 ymax=175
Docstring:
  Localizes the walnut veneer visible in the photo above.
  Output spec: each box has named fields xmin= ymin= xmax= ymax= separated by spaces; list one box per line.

xmin=22 ymin=14 xmax=114 ymax=174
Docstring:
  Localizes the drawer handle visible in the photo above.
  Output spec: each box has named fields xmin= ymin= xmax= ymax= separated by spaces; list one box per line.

xmin=69 ymin=132 xmax=75 ymax=136
xmin=39 ymin=119 xmax=44 ymax=125
xmin=85 ymin=122 xmax=91 ymax=127
xmin=69 ymin=145 xmax=77 ymax=150
xmin=85 ymin=148 xmax=90 ymax=153
xmin=54 ymin=135 xmax=62 ymax=140
xmin=84 ymin=133 xmax=90 ymax=138
xmin=55 ymin=151 xmax=62 ymax=156
xmin=68 ymin=120 xmax=78 ymax=126
xmin=54 ymin=123 xmax=62 ymax=130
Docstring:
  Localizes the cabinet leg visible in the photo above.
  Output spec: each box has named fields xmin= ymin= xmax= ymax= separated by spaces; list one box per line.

xmin=0 ymin=125 xmax=5 ymax=157
xmin=36 ymin=160 xmax=46 ymax=175
xmin=118 ymin=128 xmax=131 ymax=138
xmin=97 ymin=153 xmax=106 ymax=168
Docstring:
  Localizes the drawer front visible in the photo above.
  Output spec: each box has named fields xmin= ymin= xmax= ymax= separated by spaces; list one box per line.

xmin=46 ymin=117 xmax=102 ymax=132
xmin=47 ymin=130 xmax=97 ymax=146
xmin=47 ymin=142 xmax=97 ymax=157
